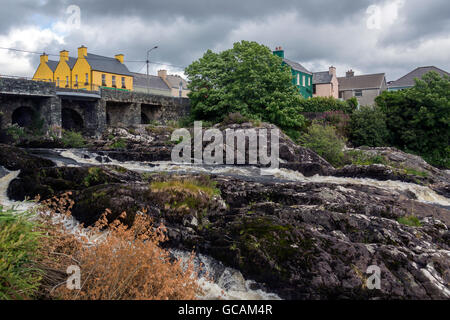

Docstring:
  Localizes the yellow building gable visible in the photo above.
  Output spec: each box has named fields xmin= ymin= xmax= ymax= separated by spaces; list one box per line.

xmin=32 ymin=54 xmax=56 ymax=82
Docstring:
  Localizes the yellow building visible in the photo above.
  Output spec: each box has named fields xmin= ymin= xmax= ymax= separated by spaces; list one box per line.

xmin=33 ymin=46 xmax=133 ymax=91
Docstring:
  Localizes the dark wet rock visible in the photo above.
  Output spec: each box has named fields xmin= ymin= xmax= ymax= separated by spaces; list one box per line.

xmin=0 ymin=165 xmax=8 ymax=178
xmin=347 ymin=147 xmax=450 ymax=185
xmin=333 ymin=164 xmax=433 ymax=185
xmin=0 ymin=144 xmax=55 ymax=171
xmin=431 ymin=182 xmax=450 ymax=199
xmin=69 ymin=173 xmax=450 ymax=300
xmin=7 ymin=165 xmax=141 ymax=201
xmin=17 ymin=138 xmax=65 ymax=149
xmin=106 ymin=148 xmax=172 ymax=162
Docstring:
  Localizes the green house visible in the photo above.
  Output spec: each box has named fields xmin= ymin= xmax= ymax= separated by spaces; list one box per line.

xmin=273 ymin=47 xmax=313 ymax=98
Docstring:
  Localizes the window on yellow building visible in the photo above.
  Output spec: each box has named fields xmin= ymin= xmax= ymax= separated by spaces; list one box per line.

xmin=102 ymin=74 xmax=106 ymax=86
xmin=122 ymin=77 xmax=126 ymax=89
xmin=75 ymin=75 xmax=78 ymax=87
xmin=57 ymin=78 xmax=60 ymax=87
xmin=112 ymin=76 xmax=116 ymax=87
xmin=66 ymin=76 xmax=69 ymax=87
xmin=85 ymin=73 xmax=89 ymax=85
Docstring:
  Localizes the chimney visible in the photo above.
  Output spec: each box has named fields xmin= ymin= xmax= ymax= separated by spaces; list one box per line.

xmin=273 ymin=46 xmax=284 ymax=59
xmin=329 ymin=66 xmax=336 ymax=77
xmin=158 ymin=69 xmax=167 ymax=79
xmin=60 ymin=50 xmax=69 ymax=62
xmin=78 ymin=45 xmax=87 ymax=58
xmin=40 ymin=53 xmax=48 ymax=64
xmin=115 ymin=54 xmax=124 ymax=64
xmin=346 ymin=69 xmax=355 ymax=78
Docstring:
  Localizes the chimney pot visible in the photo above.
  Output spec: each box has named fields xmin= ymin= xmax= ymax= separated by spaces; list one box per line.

xmin=158 ymin=69 xmax=167 ymax=79
xmin=115 ymin=54 xmax=124 ymax=64
xmin=40 ymin=53 xmax=49 ymax=64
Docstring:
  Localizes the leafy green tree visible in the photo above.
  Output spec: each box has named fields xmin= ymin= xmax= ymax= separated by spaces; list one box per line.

xmin=349 ymin=106 xmax=389 ymax=147
xmin=376 ymin=71 xmax=450 ymax=168
xmin=185 ymin=41 xmax=305 ymax=139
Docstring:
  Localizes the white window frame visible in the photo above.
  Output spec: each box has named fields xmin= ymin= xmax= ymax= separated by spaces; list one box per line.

xmin=296 ymin=74 xmax=300 ymax=86
xmin=303 ymin=75 xmax=306 ymax=87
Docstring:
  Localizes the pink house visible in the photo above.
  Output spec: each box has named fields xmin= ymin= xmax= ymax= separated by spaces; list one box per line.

xmin=312 ymin=66 xmax=339 ymax=99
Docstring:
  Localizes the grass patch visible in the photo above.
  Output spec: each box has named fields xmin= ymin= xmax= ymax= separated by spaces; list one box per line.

xmin=61 ymin=130 xmax=85 ymax=148
xmin=398 ymin=215 xmax=422 ymax=227
xmin=151 ymin=177 xmax=220 ymax=198
xmin=150 ymin=176 xmax=220 ymax=214
xmin=400 ymin=167 xmax=429 ymax=178
xmin=0 ymin=206 xmax=43 ymax=299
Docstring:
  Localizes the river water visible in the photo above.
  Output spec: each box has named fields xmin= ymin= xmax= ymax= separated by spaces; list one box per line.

xmin=1 ymin=148 xmax=449 ymax=300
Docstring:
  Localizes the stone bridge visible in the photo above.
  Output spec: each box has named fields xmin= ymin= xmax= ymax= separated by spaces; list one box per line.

xmin=0 ymin=77 xmax=190 ymax=136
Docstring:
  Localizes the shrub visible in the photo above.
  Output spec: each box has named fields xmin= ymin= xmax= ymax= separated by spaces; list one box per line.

xmin=0 ymin=206 xmax=43 ymax=299
xmin=344 ymin=150 xmax=387 ymax=166
xmin=6 ymin=124 xmax=26 ymax=142
xmin=111 ymin=138 xmax=126 ymax=150
xmin=299 ymin=96 xmax=357 ymax=114
xmin=35 ymin=194 xmax=201 ymax=300
xmin=299 ymin=123 xmax=346 ymax=167
xmin=61 ymin=130 xmax=86 ymax=148
xmin=397 ymin=215 xmax=422 ymax=227
xmin=349 ymin=106 xmax=389 ymax=147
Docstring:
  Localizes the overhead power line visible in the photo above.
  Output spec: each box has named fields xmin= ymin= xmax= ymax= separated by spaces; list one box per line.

xmin=0 ymin=46 xmax=187 ymax=69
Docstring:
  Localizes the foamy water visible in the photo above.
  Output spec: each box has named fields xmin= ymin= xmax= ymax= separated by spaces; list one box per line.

xmin=57 ymin=149 xmax=450 ymax=207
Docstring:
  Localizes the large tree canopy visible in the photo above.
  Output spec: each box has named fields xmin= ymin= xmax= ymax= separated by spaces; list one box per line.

xmin=375 ymin=71 xmax=450 ymax=168
xmin=185 ymin=41 xmax=305 ymax=137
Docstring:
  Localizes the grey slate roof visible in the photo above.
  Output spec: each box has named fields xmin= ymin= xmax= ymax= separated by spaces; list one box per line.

xmin=283 ymin=58 xmax=312 ymax=75
xmin=85 ymin=53 xmax=132 ymax=76
xmin=313 ymin=71 xmax=332 ymax=84
xmin=338 ymin=73 xmax=386 ymax=90
xmin=165 ymin=74 xmax=188 ymax=89
xmin=388 ymin=66 xmax=450 ymax=88
xmin=47 ymin=60 xmax=59 ymax=72
xmin=132 ymin=73 xmax=171 ymax=91
xmin=67 ymin=57 xmax=77 ymax=69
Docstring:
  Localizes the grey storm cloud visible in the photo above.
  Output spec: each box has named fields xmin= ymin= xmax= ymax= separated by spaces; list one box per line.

xmin=0 ymin=0 xmax=449 ymax=80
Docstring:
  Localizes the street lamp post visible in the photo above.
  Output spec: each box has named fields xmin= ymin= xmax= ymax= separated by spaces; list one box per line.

xmin=147 ymin=46 xmax=158 ymax=94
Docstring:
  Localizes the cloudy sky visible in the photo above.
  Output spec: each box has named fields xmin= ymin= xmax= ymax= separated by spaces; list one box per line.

xmin=0 ymin=0 xmax=449 ymax=81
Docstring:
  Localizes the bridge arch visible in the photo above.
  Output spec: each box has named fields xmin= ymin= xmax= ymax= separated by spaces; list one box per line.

xmin=62 ymin=107 xmax=84 ymax=132
xmin=11 ymin=106 xmax=36 ymax=128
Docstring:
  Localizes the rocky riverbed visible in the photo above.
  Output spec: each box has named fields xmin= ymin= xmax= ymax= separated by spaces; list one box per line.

xmin=0 ymin=123 xmax=449 ymax=300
